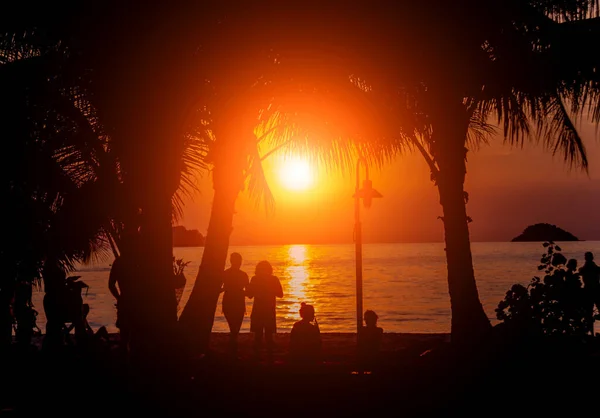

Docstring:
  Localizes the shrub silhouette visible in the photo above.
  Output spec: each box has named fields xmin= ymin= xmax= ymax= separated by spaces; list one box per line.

xmin=496 ymin=242 xmax=593 ymax=337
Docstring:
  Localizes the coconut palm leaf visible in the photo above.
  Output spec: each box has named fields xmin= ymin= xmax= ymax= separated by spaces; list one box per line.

xmin=464 ymin=5 xmax=600 ymax=169
xmin=172 ymin=118 xmax=213 ymax=223
xmin=0 ymin=38 xmax=117 ymax=269
xmin=531 ymin=0 xmax=599 ymax=20
xmin=246 ymin=144 xmax=275 ymax=215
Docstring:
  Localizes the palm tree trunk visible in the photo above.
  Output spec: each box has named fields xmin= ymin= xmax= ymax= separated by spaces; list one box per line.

xmin=433 ymin=106 xmax=491 ymax=345
xmin=178 ymin=183 xmax=240 ymax=353
xmin=178 ymin=128 xmax=249 ymax=354
xmin=129 ymin=190 xmax=179 ymax=377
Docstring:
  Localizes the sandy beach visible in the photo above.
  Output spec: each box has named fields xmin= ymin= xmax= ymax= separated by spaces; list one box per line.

xmin=23 ymin=331 xmax=450 ymax=359
xmin=4 ymin=330 xmax=600 ymax=417
xmin=3 ymin=332 xmax=453 ymax=416
xmin=205 ymin=331 xmax=450 ymax=363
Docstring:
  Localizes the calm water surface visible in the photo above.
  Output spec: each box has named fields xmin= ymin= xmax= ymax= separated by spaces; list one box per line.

xmin=30 ymin=241 xmax=600 ymax=334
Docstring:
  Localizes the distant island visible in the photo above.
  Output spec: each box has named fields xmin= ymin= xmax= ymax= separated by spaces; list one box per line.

xmin=173 ymin=226 xmax=205 ymax=247
xmin=511 ymin=223 xmax=580 ymax=242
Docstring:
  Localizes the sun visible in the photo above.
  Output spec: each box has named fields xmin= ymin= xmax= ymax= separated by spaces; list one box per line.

xmin=278 ymin=157 xmax=313 ymax=191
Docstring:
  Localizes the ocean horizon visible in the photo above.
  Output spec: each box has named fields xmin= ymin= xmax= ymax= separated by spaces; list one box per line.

xmin=30 ymin=241 xmax=600 ymax=335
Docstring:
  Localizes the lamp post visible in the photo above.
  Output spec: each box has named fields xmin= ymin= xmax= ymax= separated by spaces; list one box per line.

xmin=353 ymin=157 xmax=382 ymax=335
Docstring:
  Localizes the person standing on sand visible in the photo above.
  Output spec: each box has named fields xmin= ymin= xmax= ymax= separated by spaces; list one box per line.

xmin=108 ymin=229 xmax=140 ymax=359
xmin=220 ymin=252 xmax=249 ymax=354
xmin=246 ymin=260 xmax=283 ymax=357
xmin=579 ymin=251 xmax=600 ymax=334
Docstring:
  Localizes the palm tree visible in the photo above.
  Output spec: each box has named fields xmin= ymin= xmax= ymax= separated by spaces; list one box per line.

xmin=0 ymin=4 xmax=218 ymax=375
xmin=413 ymin=0 xmax=600 ymax=343
xmin=7 ymin=0 xmax=600 ymax=359
xmin=176 ymin=6 xmax=412 ymax=353
xmin=0 ymin=27 xmax=209 ymax=354
xmin=0 ymin=41 xmax=114 ymax=346
xmin=181 ymin=0 xmax=600 ymax=349
xmin=324 ymin=0 xmax=600 ymax=343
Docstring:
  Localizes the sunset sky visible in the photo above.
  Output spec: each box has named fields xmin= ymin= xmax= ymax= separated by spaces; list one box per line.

xmin=179 ymin=120 xmax=600 ymax=245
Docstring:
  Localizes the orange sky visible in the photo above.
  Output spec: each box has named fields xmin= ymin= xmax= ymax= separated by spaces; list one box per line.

xmin=179 ymin=121 xmax=600 ymax=244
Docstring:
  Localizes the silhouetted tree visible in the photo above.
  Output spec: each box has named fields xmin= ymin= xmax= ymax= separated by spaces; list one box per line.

xmin=181 ymin=1 xmax=600 ymax=348
xmin=496 ymin=242 xmax=591 ymax=338
xmin=177 ymin=5 xmax=405 ymax=353
xmin=5 ymin=1 xmax=600 ymax=358
xmin=403 ymin=0 xmax=600 ymax=343
xmin=0 ymin=19 xmax=208 ymax=365
xmin=297 ymin=0 xmax=600 ymax=344
xmin=0 ymin=38 xmax=114 ymax=348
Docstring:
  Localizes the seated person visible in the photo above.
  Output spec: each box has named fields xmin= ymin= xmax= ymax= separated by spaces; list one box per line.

xmin=358 ymin=309 xmax=383 ymax=370
xmin=289 ymin=302 xmax=322 ymax=365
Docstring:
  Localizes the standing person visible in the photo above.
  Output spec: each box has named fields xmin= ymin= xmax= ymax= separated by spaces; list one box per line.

xmin=579 ymin=251 xmax=600 ymax=334
xmin=289 ymin=302 xmax=322 ymax=366
xmin=108 ymin=229 xmax=139 ymax=360
xmin=220 ymin=252 xmax=249 ymax=354
xmin=246 ymin=260 xmax=283 ymax=358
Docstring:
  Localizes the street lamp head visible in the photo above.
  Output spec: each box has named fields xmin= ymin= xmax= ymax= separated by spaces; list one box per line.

xmin=354 ymin=179 xmax=383 ymax=208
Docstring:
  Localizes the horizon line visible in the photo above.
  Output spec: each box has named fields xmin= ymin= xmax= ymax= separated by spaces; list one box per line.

xmin=175 ymin=239 xmax=598 ymax=248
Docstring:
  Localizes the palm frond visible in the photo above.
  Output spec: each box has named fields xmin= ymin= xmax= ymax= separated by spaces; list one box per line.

xmin=467 ymin=110 xmax=497 ymax=149
xmin=538 ymin=93 xmax=589 ymax=170
xmin=253 ymin=72 xmax=416 ymax=180
xmin=246 ymin=145 xmax=275 ymax=215
xmin=172 ymin=123 xmax=213 ymax=224
xmin=256 ymin=110 xmax=357 ymax=177
xmin=531 ymin=0 xmax=600 ymax=21
xmin=481 ymin=91 xmax=532 ymax=145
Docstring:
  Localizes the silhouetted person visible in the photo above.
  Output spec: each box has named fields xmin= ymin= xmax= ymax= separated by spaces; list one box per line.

xmin=563 ymin=259 xmax=583 ymax=328
xmin=220 ymin=252 xmax=249 ymax=354
xmin=109 ymin=229 xmax=140 ymax=359
xmin=42 ymin=260 xmax=68 ymax=349
xmin=564 ymin=258 xmax=582 ymax=293
xmin=358 ymin=310 xmax=383 ymax=372
xmin=246 ymin=260 xmax=283 ymax=357
xmin=13 ymin=278 xmax=39 ymax=348
xmin=68 ymin=303 xmax=109 ymax=352
xmin=579 ymin=252 xmax=600 ymax=334
xmin=289 ymin=302 xmax=321 ymax=366
xmin=42 ymin=261 xmax=88 ymax=349
xmin=74 ymin=303 xmax=105 ymax=339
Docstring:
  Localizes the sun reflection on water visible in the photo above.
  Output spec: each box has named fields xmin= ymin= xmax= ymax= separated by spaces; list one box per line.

xmin=284 ymin=245 xmax=310 ymax=319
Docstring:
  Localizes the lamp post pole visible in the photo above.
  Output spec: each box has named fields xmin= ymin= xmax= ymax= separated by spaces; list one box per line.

xmin=353 ymin=157 xmax=382 ymax=338
xmin=354 ymin=158 xmax=364 ymax=336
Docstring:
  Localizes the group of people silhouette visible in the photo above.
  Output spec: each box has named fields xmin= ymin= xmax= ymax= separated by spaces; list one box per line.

xmin=107 ymin=230 xmax=384 ymax=368
xmin=571 ymin=251 xmax=600 ymax=331
xmin=220 ymin=251 xmax=383 ymax=367
xmin=221 ymin=253 xmax=284 ymax=355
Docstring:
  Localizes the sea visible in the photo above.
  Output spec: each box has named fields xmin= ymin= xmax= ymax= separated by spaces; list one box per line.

xmin=29 ymin=241 xmax=600 ymax=334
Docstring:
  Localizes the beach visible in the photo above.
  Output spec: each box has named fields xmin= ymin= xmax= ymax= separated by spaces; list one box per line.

xmin=205 ymin=331 xmax=450 ymax=363
xmin=3 ymin=331 xmax=454 ymax=417
xmin=20 ymin=331 xmax=451 ymax=367
xmin=5 ymin=330 xmax=599 ymax=417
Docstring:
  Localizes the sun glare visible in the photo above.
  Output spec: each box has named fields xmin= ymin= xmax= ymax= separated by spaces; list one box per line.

xmin=278 ymin=157 xmax=313 ymax=191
